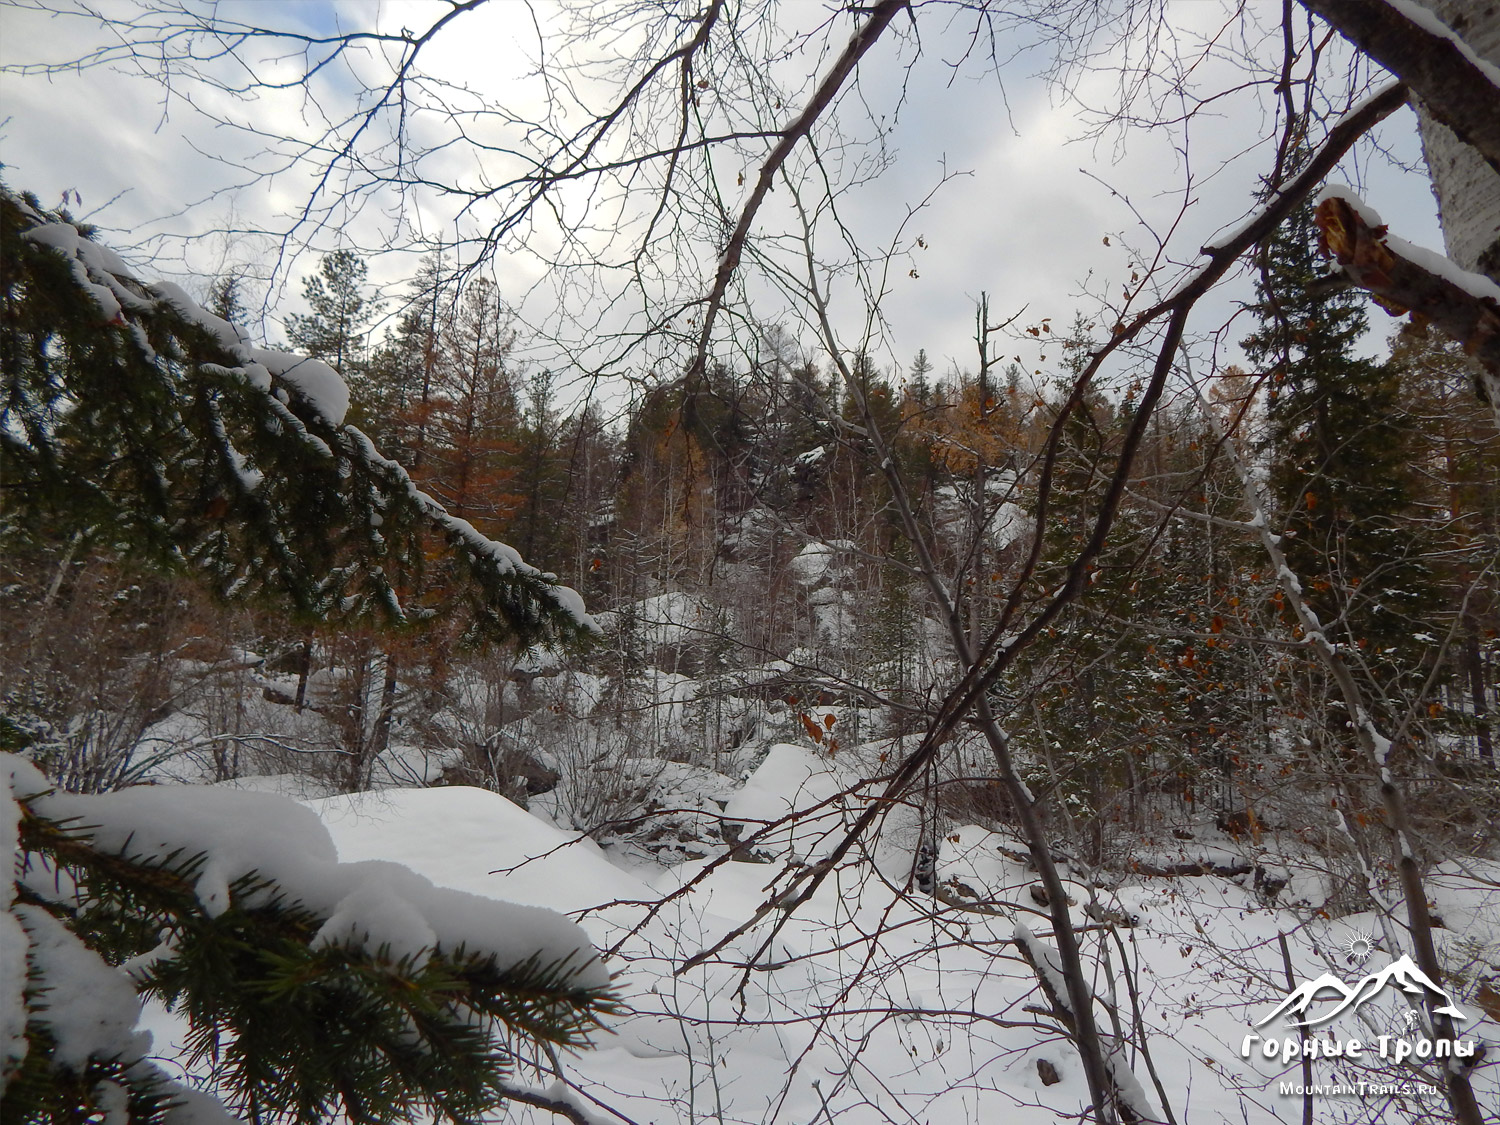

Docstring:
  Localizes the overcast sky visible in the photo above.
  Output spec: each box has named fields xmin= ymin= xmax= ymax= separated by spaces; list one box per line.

xmin=0 ymin=0 xmax=1443 ymax=398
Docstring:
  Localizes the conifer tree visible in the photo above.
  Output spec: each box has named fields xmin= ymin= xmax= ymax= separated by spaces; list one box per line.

xmin=0 ymin=187 xmax=592 ymax=647
xmin=907 ymin=349 xmax=933 ymax=408
xmin=1242 ymin=191 xmax=1435 ymax=685
xmin=423 ymin=277 xmax=522 ymax=535
xmin=1388 ymin=330 xmax=1500 ymax=759
xmin=4 ymin=755 xmax=617 ymax=1125
xmin=1 ymin=189 xmax=611 ymax=1123
xmin=511 ymin=369 xmax=569 ymax=565
xmin=285 ymin=250 xmax=374 ymax=379
xmin=364 ymin=254 xmax=447 ymax=465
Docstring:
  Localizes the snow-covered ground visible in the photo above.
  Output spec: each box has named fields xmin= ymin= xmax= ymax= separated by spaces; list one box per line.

xmin=115 ymin=743 xmax=1500 ymax=1125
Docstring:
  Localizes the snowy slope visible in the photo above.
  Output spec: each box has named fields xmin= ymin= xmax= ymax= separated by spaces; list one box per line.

xmin=284 ymin=759 xmax=1500 ymax=1124
xmin=18 ymin=751 xmax=1493 ymax=1123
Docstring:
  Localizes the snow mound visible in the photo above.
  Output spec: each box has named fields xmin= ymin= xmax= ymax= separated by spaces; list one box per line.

xmin=723 ymin=743 xmax=850 ymax=860
xmin=788 ymin=540 xmax=854 ymax=587
xmin=9 ymin=759 xmax=606 ymax=985
xmin=307 ymin=785 xmax=655 ymax=920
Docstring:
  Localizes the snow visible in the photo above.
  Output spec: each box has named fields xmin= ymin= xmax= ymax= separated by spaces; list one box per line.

xmin=1163 ymin=83 xmax=1406 ymax=308
xmin=12 ymin=742 xmax=1500 ymax=1123
xmin=342 ymin=428 xmax=597 ymax=633
xmin=603 ymin=590 xmax=717 ymax=649
xmin=12 ymin=762 xmax=608 ymax=987
xmin=1316 ymin=183 xmax=1500 ymax=304
xmin=788 ymin=540 xmax=854 ymax=587
xmin=1104 ymin=1046 xmax=1158 ymax=1122
xmin=1385 ymin=0 xmax=1500 ymax=89
xmin=246 ymin=349 xmax=350 ymax=427
xmin=1388 ymin=228 xmax=1500 ymax=302
xmin=150 ymin=283 xmax=249 ymax=353
xmin=13 ymin=904 xmax=151 ymax=1070
xmin=24 ymin=222 xmax=127 ymax=321
xmin=157 ymin=1082 xmax=244 ymax=1125
xmin=722 ymin=743 xmax=850 ymax=861
xmin=305 ymin=786 xmax=653 ymax=922
xmin=1202 ymin=207 xmax=1267 ymax=254
xmin=24 ymin=222 xmax=354 ymax=428
xmin=933 ymin=480 xmax=1031 ymax=552
xmin=9 ymin=190 xmax=597 ymax=641
xmin=1012 ymin=921 xmax=1074 ymax=1015
xmin=2 ymin=764 xmax=30 ymax=1077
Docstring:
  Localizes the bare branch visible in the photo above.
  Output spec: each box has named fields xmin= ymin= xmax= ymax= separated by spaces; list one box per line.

xmin=688 ymin=0 xmax=909 ymax=380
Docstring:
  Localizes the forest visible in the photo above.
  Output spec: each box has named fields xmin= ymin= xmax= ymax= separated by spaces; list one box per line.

xmin=6 ymin=219 xmax=1498 ymax=847
xmin=3 ymin=1 xmax=1500 ymax=1124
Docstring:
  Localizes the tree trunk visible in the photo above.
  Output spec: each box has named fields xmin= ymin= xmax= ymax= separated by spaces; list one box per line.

xmin=293 ymin=631 xmax=314 ymax=712
xmin=1466 ymin=628 xmax=1494 ymax=759
xmin=1299 ymin=0 xmax=1500 ymax=282
xmin=1413 ymin=0 xmax=1500 ymax=283
xmin=371 ymin=652 xmax=399 ymax=762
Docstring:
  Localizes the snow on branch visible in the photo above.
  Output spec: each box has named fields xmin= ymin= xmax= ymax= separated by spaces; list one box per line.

xmin=4 ymin=753 xmax=616 ymax=1124
xmin=9 ymin=757 xmax=607 ymax=985
xmin=1301 ymin=0 xmax=1500 ymax=176
xmin=2 ymin=186 xmax=596 ymax=641
xmin=1314 ymin=184 xmax=1500 ymax=420
xmin=1014 ymin=922 xmax=1158 ymax=1124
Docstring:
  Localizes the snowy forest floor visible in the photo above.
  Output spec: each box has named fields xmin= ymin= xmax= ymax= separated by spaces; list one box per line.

xmin=133 ymin=714 xmax=1500 ymax=1125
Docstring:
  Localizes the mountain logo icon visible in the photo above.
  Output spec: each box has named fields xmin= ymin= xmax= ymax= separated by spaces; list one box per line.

xmin=1255 ymin=954 xmax=1471 ymax=1029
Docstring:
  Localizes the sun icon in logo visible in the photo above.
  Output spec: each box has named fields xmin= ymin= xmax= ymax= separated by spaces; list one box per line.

xmin=1342 ymin=929 xmax=1376 ymax=966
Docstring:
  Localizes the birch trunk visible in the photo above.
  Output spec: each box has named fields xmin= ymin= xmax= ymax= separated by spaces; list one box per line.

xmin=1414 ymin=0 xmax=1500 ymax=282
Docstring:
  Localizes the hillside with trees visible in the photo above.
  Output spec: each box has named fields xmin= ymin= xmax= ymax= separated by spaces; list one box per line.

xmin=3 ymin=1 xmax=1500 ymax=1124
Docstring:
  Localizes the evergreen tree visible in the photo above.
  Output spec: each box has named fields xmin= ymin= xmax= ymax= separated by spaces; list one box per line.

xmin=205 ymin=273 xmax=250 ymax=329
xmin=0 ymin=186 xmax=591 ymax=647
xmin=1 ymin=189 xmax=611 ymax=1123
xmin=510 ymin=369 xmax=569 ymax=565
xmin=4 ymin=755 xmax=617 ymax=1125
xmin=908 ymin=349 xmax=933 ymax=408
xmin=284 ymin=250 xmax=374 ymax=378
xmin=1016 ymin=336 xmax=1142 ymax=858
xmin=1242 ymin=190 xmax=1435 ymax=682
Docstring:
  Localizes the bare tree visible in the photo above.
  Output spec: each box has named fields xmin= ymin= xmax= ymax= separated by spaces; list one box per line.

xmin=7 ymin=3 xmax=1499 ymax=1123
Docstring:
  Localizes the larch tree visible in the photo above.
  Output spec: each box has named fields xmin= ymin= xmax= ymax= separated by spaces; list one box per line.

xmin=423 ymin=277 xmax=522 ymax=536
xmin=362 ymin=254 xmax=450 ymax=469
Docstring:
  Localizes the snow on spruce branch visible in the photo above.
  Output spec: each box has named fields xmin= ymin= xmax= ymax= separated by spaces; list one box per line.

xmin=6 ymin=755 xmax=607 ymax=984
xmin=3 ymin=186 xmax=596 ymax=640
xmin=3 ymin=753 xmax=614 ymax=1123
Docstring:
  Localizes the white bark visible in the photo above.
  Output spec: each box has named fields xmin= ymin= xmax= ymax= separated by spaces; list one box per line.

xmin=1414 ymin=0 xmax=1500 ymax=282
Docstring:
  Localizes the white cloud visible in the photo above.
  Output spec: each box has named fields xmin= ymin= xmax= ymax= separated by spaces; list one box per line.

xmin=0 ymin=0 xmax=1443 ymax=381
